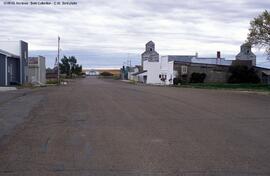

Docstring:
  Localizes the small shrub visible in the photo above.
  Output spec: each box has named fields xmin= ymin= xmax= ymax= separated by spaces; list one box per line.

xmin=190 ymin=73 xmax=206 ymax=83
xmin=173 ymin=78 xmax=181 ymax=85
xmin=100 ymin=72 xmax=113 ymax=76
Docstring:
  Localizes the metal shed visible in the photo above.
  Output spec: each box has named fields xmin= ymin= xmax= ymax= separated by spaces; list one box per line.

xmin=0 ymin=49 xmax=20 ymax=86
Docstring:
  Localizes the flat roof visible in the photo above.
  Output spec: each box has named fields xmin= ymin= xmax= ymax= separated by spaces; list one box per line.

xmin=174 ymin=60 xmax=231 ymax=67
xmin=83 ymin=68 xmax=121 ymax=71
xmin=0 ymin=49 xmax=20 ymax=58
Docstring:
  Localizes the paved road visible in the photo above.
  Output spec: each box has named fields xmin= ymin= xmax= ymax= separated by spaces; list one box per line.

xmin=0 ymin=78 xmax=270 ymax=176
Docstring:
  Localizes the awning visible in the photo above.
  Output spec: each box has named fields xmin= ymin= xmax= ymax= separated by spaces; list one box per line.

xmin=132 ymin=70 xmax=147 ymax=76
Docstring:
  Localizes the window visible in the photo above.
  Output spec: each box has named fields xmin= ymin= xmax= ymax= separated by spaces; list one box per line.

xmin=149 ymin=48 xmax=153 ymax=51
xmin=160 ymin=74 xmax=167 ymax=81
xmin=181 ymin=65 xmax=188 ymax=74
xmin=8 ymin=65 xmax=11 ymax=73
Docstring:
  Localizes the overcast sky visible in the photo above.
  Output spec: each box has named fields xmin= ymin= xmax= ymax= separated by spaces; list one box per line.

xmin=0 ymin=0 xmax=270 ymax=68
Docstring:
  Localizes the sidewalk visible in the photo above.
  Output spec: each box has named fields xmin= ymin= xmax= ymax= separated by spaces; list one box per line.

xmin=0 ymin=87 xmax=17 ymax=92
xmin=0 ymin=88 xmax=45 ymax=140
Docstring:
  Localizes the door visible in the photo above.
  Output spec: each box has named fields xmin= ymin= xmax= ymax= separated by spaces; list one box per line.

xmin=143 ymin=75 xmax=147 ymax=83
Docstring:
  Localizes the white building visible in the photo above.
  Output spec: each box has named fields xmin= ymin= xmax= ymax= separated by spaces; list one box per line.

xmin=85 ymin=70 xmax=100 ymax=76
xmin=135 ymin=42 xmax=177 ymax=85
xmin=28 ymin=56 xmax=46 ymax=85
xmin=142 ymin=56 xmax=174 ymax=85
xmin=127 ymin=66 xmax=141 ymax=81
xmin=135 ymin=41 xmax=234 ymax=85
xmin=133 ymin=41 xmax=270 ymax=85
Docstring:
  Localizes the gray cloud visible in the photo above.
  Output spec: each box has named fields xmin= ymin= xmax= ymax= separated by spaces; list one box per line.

xmin=0 ymin=0 xmax=269 ymax=68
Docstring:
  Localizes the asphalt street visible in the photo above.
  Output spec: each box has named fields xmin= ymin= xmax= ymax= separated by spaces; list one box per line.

xmin=0 ymin=78 xmax=270 ymax=176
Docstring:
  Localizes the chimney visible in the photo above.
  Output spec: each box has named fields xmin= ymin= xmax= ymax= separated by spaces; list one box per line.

xmin=217 ymin=51 xmax=221 ymax=59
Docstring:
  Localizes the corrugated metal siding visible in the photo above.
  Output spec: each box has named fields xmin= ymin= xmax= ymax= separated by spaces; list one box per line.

xmin=0 ymin=54 xmax=5 ymax=86
xmin=20 ymin=41 xmax=28 ymax=84
xmin=28 ymin=66 xmax=39 ymax=83
xmin=39 ymin=57 xmax=46 ymax=84
xmin=7 ymin=57 xmax=20 ymax=85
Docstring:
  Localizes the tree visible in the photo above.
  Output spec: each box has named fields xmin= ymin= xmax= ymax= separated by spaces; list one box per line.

xmin=59 ymin=56 xmax=70 ymax=76
xmin=247 ymin=10 xmax=270 ymax=58
xmin=100 ymin=72 xmax=113 ymax=76
xmin=59 ymin=56 xmax=82 ymax=77
xmin=73 ymin=65 xmax=82 ymax=75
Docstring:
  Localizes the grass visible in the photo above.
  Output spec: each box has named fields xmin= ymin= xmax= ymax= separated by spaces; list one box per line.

xmin=179 ymin=83 xmax=270 ymax=92
xmin=46 ymin=79 xmax=59 ymax=85
xmin=98 ymin=76 xmax=121 ymax=80
xmin=128 ymin=80 xmax=137 ymax=85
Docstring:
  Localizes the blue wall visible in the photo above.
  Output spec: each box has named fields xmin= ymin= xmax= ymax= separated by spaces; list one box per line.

xmin=7 ymin=57 xmax=20 ymax=85
xmin=0 ymin=54 xmax=5 ymax=86
xmin=20 ymin=41 xmax=28 ymax=84
xmin=0 ymin=53 xmax=20 ymax=86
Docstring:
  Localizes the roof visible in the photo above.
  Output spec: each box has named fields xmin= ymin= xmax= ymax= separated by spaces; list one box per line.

xmin=262 ymin=70 xmax=270 ymax=76
xmin=241 ymin=43 xmax=252 ymax=48
xmin=83 ymin=68 xmax=121 ymax=71
xmin=126 ymin=66 xmax=135 ymax=72
xmin=192 ymin=57 xmax=232 ymax=66
xmin=146 ymin=41 xmax=154 ymax=45
xmin=167 ymin=55 xmax=195 ymax=62
xmin=28 ymin=57 xmax=39 ymax=64
xmin=174 ymin=60 xmax=231 ymax=68
xmin=0 ymin=49 xmax=20 ymax=58
xmin=132 ymin=70 xmax=147 ymax=76
xmin=254 ymin=66 xmax=270 ymax=70
xmin=142 ymin=50 xmax=159 ymax=56
xmin=165 ymin=55 xmax=232 ymax=66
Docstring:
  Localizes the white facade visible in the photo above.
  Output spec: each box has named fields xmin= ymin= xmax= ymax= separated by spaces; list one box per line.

xmin=85 ymin=70 xmax=100 ymax=76
xmin=128 ymin=67 xmax=140 ymax=81
xmin=142 ymin=56 xmax=175 ymax=85
xmin=136 ymin=71 xmax=147 ymax=83
xmin=28 ymin=56 xmax=46 ymax=84
xmin=139 ymin=41 xmax=236 ymax=85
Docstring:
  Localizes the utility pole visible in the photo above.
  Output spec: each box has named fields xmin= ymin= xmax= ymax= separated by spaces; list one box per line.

xmin=127 ymin=53 xmax=131 ymax=67
xmin=57 ymin=36 xmax=60 ymax=85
